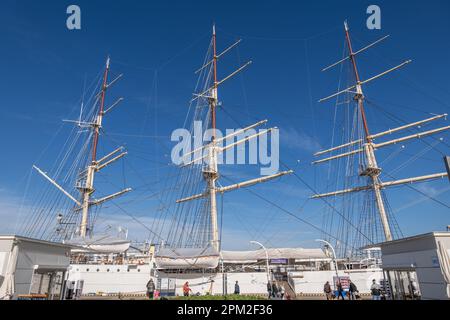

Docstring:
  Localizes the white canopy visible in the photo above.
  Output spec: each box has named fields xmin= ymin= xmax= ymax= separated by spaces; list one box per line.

xmin=221 ymin=248 xmax=327 ymax=263
xmin=66 ymin=234 xmax=130 ymax=253
xmin=155 ymin=247 xmax=220 ymax=269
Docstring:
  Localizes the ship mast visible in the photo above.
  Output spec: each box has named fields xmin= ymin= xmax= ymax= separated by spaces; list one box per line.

xmin=79 ymin=57 xmax=110 ymax=238
xmin=343 ymin=21 xmax=391 ymax=241
xmin=313 ymin=21 xmax=449 ymax=243
xmin=33 ymin=57 xmax=131 ymax=239
xmin=207 ymin=24 xmax=219 ymax=250
xmin=178 ymin=26 xmax=292 ymax=251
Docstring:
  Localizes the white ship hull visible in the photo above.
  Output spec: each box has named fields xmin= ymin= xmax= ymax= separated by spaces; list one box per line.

xmin=68 ymin=264 xmax=382 ymax=296
xmin=67 ymin=263 xmax=152 ymax=295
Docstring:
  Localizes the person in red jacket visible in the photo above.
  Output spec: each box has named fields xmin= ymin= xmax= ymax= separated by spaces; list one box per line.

xmin=183 ymin=282 xmax=192 ymax=297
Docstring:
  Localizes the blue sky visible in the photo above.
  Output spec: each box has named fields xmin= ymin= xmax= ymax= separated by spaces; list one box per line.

xmin=0 ymin=0 xmax=449 ymax=250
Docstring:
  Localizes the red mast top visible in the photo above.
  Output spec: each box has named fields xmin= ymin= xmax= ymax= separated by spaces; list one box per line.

xmin=211 ymin=25 xmax=218 ymax=140
xmin=344 ymin=21 xmax=372 ymax=142
xmin=91 ymin=57 xmax=110 ymax=162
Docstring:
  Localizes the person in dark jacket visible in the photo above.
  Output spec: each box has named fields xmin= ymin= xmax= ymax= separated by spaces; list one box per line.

xmin=336 ymin=281 xmax=345 ymax=300
xmin=267 ymin=281 xmax=272 ymax=299
xmin=146 ymin=278 xmax=155 ymax=299
xmin=348 ymin=280 xmax=358 ymax=300
xmin=324 ymin=281 xmax=332 ymax=300
xmin=234 ymin=281 xmax=240 ymax=295
xmin=271 ymin=281 xmax=278 ymax=298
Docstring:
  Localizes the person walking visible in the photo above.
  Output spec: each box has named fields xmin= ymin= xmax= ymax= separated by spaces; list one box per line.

xmin=323 ymin=281 xmax=333 ymax=300
xmin=183 ymin=281 xmax=192 ymax=297
xmin=234 ymin=281 xmax=240 ymax=295
xmin=371 ymin=279 xmax=381 ymax=300
xmin=279 ymin=285 xmax=285 ymax=300
xmin=336 ymin=281 xmax=345 ymax=300
xmin=146 ymin=278 xmax=155 ymax=299
xmin=267 ymin=281 xmax=272 ymax=299
xmin=348 ymin=280 xmax=358 ymax=300
xmin=271 ymin=281 xmax=279 ymax=298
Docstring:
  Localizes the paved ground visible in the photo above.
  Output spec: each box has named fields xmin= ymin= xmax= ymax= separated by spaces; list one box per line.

xmin=80 ymin=295 xmax=371 ymax=301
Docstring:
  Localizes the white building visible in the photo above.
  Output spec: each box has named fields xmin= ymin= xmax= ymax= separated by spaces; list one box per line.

xmin=0 ymin=235 xmax=71 ymax=300
xmin=368 ymin=232 xmax=450 ymax=300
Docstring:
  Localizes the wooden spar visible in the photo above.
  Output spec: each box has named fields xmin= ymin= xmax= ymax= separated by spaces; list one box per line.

xmin=319 ymin=61 xmax=411 ymax=104
xmin=96 ymin=147 xmax=124 ymax=164
xmin=221 ymin=128 xmax=273 ymax=152
xmin=369 ymin=114 xmax=448 ymax=140
xmin=380 ymin=172 xmax=448 ymax=188
xmin=311 ymin=172 xmax=448 ymax=199
xmin=96 ymin=152 xmax=128 ymax=171
xmin=180 ymin=119 xmax=268 ymax=161
xmin=318 ymin=84 xmax=357 ymax=103
xmin=176 ymin=171 xmax=293 ymax=203
xmin=191 ymin=61 xmax=252 ymax=103
xmin=311 ymin=185 xmax=372 ymax=199
xmin=313 ymin=125 xmax=450 ymax=165
xmin=312 ymin=148 xmax=364 ymax=165
xmin=314 ymin=114 xmax=448 ymax=158
xmin=90 ymin=188 xmax=133 ymax=206
xmin=195 ymin=39 xmax=242 ymax=74
xmin=217 ymin=171 xmax=293 ymax=193
xmin=32 ymin=165 xmax=81 ymax=206
xmin=181 ymin=127 xmax=275 ymax=167
xmin=103 ymin=97 xmax=124 ymax=115
xmin=374 ymin=125 xmax=450 ymax=148
xmin=314 ymin=139 xmax=362 ymax=157
xmin=176 ymin=192 xmax=207 ymax=204
xmin=360 ymin=60 xmax=412 ymax=86
xmin=322 ymin=35 xmax=390 ymax=72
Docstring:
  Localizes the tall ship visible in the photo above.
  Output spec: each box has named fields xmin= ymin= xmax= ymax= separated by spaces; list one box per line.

xmin=13 ymin=21 xmax=449 ymax=298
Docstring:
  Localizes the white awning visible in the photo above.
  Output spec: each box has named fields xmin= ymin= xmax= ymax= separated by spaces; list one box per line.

xmin=221 ymin=248 xmax=327 ymax=262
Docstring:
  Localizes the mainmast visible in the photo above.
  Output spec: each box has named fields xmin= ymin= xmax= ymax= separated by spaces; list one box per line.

xmin=343 ymin=21 xmax=391 ymax=241
xmin=33 ymin=57 xmax=131 ymax=239
xmin=178 ymin=26 xmax=292 ymax=251
xmin=206 ymin=24 xmax=220 ymax=250
xmin=313 ymin=21 xmax=449 ymax=244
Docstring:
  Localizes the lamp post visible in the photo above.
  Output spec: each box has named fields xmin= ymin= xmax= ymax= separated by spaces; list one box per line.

xmin=250 ymin=241 xmax=270 ymax=283
xmin=316 ymin=239 xmax=339 ymax=289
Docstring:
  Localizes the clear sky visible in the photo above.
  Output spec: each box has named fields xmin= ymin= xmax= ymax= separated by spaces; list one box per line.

xmin=0 ymin=0 xmax=449 ymax=250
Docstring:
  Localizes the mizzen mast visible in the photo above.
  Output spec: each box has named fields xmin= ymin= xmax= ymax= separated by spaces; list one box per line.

xmin=313 ymin=21 xmax=449 ymax=243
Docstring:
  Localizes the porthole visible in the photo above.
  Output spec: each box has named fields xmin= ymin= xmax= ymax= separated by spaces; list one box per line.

xmin=107 ymin=269 xmax=110 ymax=272
xmin=117 ymin=269 xmax=120 ymax=272
xmin=86 ymin=269 xmax=89 ymax=272
xmin=96 ymin=269 xmax=100 ymax=272
xmin=138 ymin=269 xmax=141 ymax=272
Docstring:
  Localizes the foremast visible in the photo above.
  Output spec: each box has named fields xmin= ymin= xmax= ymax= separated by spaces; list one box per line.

xmin=34 ymin=57 xmax=131 ymax=239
